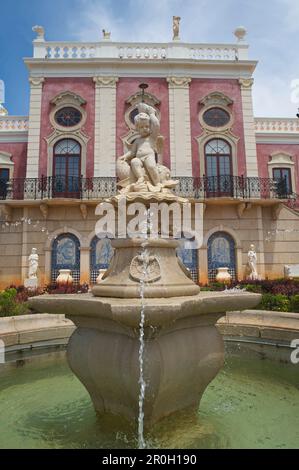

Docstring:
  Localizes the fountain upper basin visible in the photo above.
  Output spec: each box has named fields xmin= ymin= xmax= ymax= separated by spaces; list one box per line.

xmin=30 ymin=291 xmax=261 ymax=329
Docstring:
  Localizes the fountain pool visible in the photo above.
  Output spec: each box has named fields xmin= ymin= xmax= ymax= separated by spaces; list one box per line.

xmin=0 ymin=348 xmax=298 ymax=449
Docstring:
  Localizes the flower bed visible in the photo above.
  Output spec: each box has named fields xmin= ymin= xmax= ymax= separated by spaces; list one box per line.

xmin=0 ymin=283 xmax=89 ymax=317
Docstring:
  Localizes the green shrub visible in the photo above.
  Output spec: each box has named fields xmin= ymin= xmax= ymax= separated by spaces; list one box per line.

xmin=244 ymin=283 xmax=263 ymax=294
xmin=0 ymin=288 xmax=28 ymax=317
xmin=258 ymin=293 xmax=290 ymax=312
xmin=290 ymin=295 xmax=299 ymax=313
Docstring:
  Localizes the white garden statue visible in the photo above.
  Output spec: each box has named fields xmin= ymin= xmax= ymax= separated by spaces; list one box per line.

xmin=24 ymin=248 xmax=39 ymax=289
xmin=247 ymin=244 xmax=259 ymax=281
xmin=28 ymin=248 xmax=39 ymax=279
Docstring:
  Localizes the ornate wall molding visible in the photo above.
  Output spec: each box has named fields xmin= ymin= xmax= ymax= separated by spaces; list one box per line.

xmin=200 ymin=91 xmax=233 ymax=108
xmin=238 ymin=78 xmax=254 ymax=89
xmin=93 ymin=76 xmax=119 ymax=87
xmin=167 ymin=77 xmax=192 ymax=88
xmin=50 ymin=91 xmax=86 ymax=107
xmin=125 ymin=91 xmax=160 ymax=108
xmin=49 ymin=90 xmax=87 ymax=133
xmin=29 ymin=77 xmax=45 ymax=87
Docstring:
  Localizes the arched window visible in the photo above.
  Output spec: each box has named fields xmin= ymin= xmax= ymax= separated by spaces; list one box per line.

xmin=51 ymin=233 xmax=80 ymax=284
xmin=205 ymin=139 xmax=233 ymax=196
xmin=53 ymin=139 xmax=81 ymax=197
xmin=207 ymin=231 xmax=236 ymax=281
xmin=273 ymin=168 xmax=292 ymax=196
xmin=176 ymin=239 xmax=198 ymax=283
xmin=90 ymin=237 xmax=114 ymax=284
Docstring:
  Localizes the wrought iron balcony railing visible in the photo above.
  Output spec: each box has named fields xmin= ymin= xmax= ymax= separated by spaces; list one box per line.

xmin=0 ymin=175 xmax=297 ymax=203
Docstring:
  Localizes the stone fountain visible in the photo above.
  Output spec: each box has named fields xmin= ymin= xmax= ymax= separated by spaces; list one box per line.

xmin=29 ymin=101 xmax=261 ymax=432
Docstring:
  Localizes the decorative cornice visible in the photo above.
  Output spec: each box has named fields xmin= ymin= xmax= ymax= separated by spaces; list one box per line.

xmin=126 ymin=91 xmax=160 ymax=107
xmin=167 ymin=77 xmax=192 ymax=88
xmin=239 ymin=77 xmax=254 ymax=89
xmin=44 ymin=128 xmax=90 ymax=146
xmin=268 ymin=151 xmax=295 ymax=166
xmin=200 ymin=91 xmax=233 ymax=107
xmin=93 ymin=76 xmax=119 ymax=87
xmin=29 ymin=77 xmax=45 ymax=87
xmin=50 ymin=91 xmax=86 ymax=107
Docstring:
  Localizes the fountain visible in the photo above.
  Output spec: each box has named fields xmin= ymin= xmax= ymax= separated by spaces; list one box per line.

xmin=29 ymin=99 xmax=261 ymax=436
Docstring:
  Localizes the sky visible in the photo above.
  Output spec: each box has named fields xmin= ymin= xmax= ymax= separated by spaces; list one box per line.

xmin=0 ymin=0 xmax=299 ymax=117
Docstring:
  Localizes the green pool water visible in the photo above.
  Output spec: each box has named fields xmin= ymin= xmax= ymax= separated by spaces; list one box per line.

xmin=0 ymin=353 xmax=298 ymax=449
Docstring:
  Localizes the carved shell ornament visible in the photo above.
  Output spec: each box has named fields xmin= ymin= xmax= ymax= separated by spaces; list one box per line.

xmin=129 ymin=252 xmax=161 ymax=283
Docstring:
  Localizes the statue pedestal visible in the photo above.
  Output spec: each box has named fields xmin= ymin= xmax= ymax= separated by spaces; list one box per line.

xmin=24 ymin=278 xmax=38 ymax=290
xmin=92 ymin=238 xmax=200 ymax=298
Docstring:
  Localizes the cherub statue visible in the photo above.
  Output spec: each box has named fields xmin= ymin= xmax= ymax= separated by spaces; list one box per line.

xmin=246 ymin=244 xmax=258 ymax=281
xmin=116 ymin=103 xmax=177 ymax=194
xmin=28 ymin=248 xmax=39 ymax=279
xmin=173 ymin=16 xmax=181 ymax=40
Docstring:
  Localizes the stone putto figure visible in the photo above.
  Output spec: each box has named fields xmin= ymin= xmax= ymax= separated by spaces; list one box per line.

xmin=246 ymin=244 xmax=258 ymax=281
xmin=116 ymin=102 xmax=177 ymax=194
xmin=172 ymin=16 xmax=181 ymax=40
xmin=28 ymin=248 xmax=39 ymax=279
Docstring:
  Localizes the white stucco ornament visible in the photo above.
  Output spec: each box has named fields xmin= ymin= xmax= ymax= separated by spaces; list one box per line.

xmin=24 ymin=248 xmax=39 ymax=289
xmin=247 ymin=244 xmax=259 ymax=281
xmin=28 ymin=248 xmax=39 ymax=279
xmin=234 ymin=26 xmax=247 ymax=42
xmin=32 ymin=25 xmax=45 ymax=41
xmin=172 ymin=16 xmax=181 ymax=41
xmin=0 ymin=104 xmax=8 ymax=116
xmin=102 ymin=29 xmax=111 ymax=40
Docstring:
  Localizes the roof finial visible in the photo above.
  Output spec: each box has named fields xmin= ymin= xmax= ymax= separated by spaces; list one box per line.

xmin=0 ymin=80 xmax=8 ymax=116
xmin=234 ymin=26 xmax=247 ymax=42
xmin=32 ymin=25 xmax=45 ymax=41
xmin=102 ymin=29 xmax=111 ymax=40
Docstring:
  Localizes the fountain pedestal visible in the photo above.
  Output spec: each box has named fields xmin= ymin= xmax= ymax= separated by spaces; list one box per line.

xmin=30 ymin=290 xmax=261 ymax=426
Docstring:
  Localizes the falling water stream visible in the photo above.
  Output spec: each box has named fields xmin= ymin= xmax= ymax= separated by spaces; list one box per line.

xmin=137 ymin=209 xmax=153 ymax=449
xmin=138 ymin=247 xmax=148 ymax=449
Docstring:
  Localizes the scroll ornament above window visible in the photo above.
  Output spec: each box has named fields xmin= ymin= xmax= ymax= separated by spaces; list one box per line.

xmin=199 ymin=91 xmax=233 ymax=132
xmin=49 ymin=91 xmax=87 ymax=132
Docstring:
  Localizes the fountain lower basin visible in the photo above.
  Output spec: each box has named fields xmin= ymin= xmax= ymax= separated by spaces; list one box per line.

xmin=30 ymin=291 xmax=261 ymax=426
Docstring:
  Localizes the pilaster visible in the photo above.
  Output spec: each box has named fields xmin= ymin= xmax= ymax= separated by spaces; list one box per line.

xmin=239 ymin=78 xmax=258 ymax=177
xmin=93 ymin=76 xmax=118 ymax=177
xmin=167 ymin=77 xmax=192 ymax=176
xmin=26 ymin=77 xmax=44 ymax=178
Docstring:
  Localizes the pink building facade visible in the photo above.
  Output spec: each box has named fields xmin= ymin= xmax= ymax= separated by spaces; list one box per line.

xmin=0 ymin=29 xmax=299 ymax=287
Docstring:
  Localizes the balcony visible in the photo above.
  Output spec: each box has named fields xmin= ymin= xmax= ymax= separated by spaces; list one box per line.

xmin=0 ymin=176 xmax=296 ymax=204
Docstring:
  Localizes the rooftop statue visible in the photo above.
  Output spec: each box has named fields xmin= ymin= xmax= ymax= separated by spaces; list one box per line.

xmin=173 ymin=16 xmax=181 ymax=40
xmin=116 ymin=102 xmax=178 ymax=194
